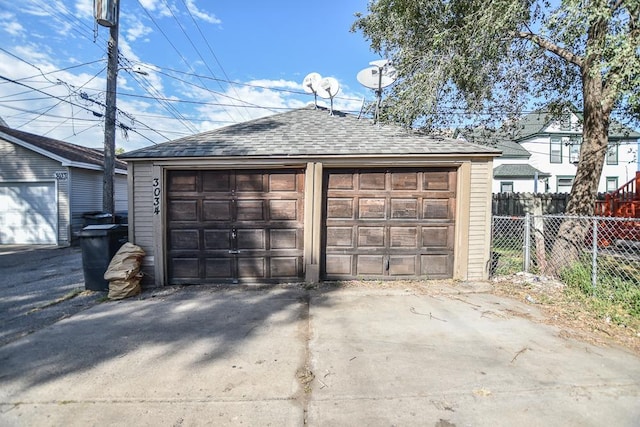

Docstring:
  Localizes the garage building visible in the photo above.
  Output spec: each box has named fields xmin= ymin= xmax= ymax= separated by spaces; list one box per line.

xmin=120 ymin=107 xmax=500 ymax=286
xmin=0 ymin=126 xmax=128 ymax=246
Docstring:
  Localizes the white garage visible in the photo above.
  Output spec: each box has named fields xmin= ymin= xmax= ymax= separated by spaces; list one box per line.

xmin=0 ymin=125 xmax=128 ymax=246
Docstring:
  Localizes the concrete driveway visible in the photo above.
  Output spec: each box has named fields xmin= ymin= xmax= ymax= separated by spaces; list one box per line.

xmin=0 ymin=275 xmax=639 ymax=426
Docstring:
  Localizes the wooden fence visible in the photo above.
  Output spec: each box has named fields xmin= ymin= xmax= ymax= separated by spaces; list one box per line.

xmin=492 ymin=193 xmax=572 ymax=216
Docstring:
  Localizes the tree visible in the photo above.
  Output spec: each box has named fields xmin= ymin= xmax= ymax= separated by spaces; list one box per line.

xmin=353 ymin=0 xmax=640 ymax=218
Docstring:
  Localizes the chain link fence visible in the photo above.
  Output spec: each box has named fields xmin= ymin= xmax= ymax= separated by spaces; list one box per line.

xmin=491 ymin=215 xmax=640 ymax=315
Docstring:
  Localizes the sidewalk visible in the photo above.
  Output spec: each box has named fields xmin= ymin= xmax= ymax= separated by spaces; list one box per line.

xmin=1 ymin=283 xmax=639 ymax=426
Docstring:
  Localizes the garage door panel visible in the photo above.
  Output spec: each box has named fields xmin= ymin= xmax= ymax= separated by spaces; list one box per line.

xmin=390 ymin=227 xmax=417 ymax=247
xmin=271 ymin=257 xmax=300 ymax=277
xmin=169 ymin=200 xmax=198 ymax=221
xmin=325 ymin=255 xmax=352 ymax=275
xmin=237 ymin=229 xmax=265 ymax=250
xmin=236 ymin=173 xmax=265 ymax=192
xmin=170 ymin=230 xmax=200 ymax=250
xmin=357 ymin=227 xmax=385 ymax=247
xmin=269 ymin=174 xmax=297 ymax=191
xmin=327 ymin=198 xmax=353 ymax=219
xmin=390 ymin=199 xmax=418 ymax=219
xmin=205 ymin=258 xmax=233 ymax=278
xmin=238 ymin=258 xmax=265 ymax=278
xmin=328 ymin=173 xmax=354 ymax=190
xmin=422 ymin=226 xmax=454 ymax=249
xmin=423 ymin=171 xmax=455 ymax=190
xmin=202 ymin=171 xmax=231 ymax=192
xmin=357 ymin=255 xmax=384 ymax=275
xmin=236 ymin=200 xmax=265 ymax=221
xmin=171 ymin=258 xmax=200 ymax=279
xmin=271 ymin=229 xmax=300 ymax=249
xmin=423 ymin=199 xmax=452 ymax=220
xmin=270 ymin=200 xmax=298 ymax=220
xmin=168 ymin=171 xmax=197 ymax=192
xmin=391 ymin=172 xmax=418 ymax=190
xmin=203 ymin=200 xmax=231 ymax=221
xmin=323 ymin=168 xmax=456 ymax=280
xmin=358 ymin=198 xmax=385 ymax=218
xmin=204 ymin=230 xmax=231 ymax=250
xmin=359 ymin=172 xmax=386 ymax=190
xmin=326 ymin=227 xmax=353 ymax=247
xmin=389 ymin=256 xmax=417 ymax=275
xmin=421 ymin=255 xmax=452 ymax=278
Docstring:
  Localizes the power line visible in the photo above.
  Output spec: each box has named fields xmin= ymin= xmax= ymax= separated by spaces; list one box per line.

xmin=136 ymin=0 xmax=237 ymax=124
xmin=177 ymin=0 xmax=253 ymax=121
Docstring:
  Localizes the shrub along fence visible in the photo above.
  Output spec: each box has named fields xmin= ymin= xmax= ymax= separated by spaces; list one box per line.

xmin=491 ymin=214 xmax=640 ymax=317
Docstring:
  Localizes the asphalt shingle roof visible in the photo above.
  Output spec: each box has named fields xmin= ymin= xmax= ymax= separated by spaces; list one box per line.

xmin=121 ymin=106 xmax=501 ymax=159
xmin=0 ymin=125 xmax=127 ymax=170
xmin=493 ymin=164 xmax=550 ymax=178
xmin=458 ymin=128 xmax=530 ymax=158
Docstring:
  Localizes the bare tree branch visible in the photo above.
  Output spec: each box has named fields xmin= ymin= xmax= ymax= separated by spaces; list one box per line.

xmin=517 ymin=31 xmax=584 ymax=68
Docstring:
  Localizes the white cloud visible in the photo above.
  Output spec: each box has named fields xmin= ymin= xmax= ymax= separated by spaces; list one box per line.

xmin=138 ymin=0 xmax=172 ymax=18
xmin=3 ymin=21 xmax=24 ymax=36
xmin=125 ymin=18 xmax=153 ymax=42
xmin=74 ymin=0 xmax=93 ymax=18
xmin=185 ymin=0 xmax=221 ymax=25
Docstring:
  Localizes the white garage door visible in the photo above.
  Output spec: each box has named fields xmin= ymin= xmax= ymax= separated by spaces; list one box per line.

xmin=0 ymin=182 xmax=57 ymax=244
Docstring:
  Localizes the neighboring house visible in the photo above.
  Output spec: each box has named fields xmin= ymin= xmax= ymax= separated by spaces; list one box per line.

xmin=460 ymin=108 xmax=640 ymax=193
xmin=120 ymin=106 xmax=500 ymax=287
xmin=0 ymin=125 xmax=128 ymax=246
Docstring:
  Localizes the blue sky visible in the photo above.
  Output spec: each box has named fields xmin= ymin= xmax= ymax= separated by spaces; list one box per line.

xmin=0 ymin=0 xmax=378 ymax=151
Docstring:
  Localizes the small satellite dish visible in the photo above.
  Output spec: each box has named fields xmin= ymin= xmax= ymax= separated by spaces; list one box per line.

xmin=315 ymin=77 xmax=340 ymax=115
xmin=303 ymin=72 xmax=321 ymax=94
xmin=302 ymin=72 xmax=322 ymax=108
xmin=315 ymin=77 xmax=340 ymax=99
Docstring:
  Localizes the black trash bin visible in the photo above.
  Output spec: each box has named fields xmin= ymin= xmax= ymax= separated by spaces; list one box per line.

xmin=79 ymin=224 xmax=128 ymax=291
xmin=82 ymin=211 xmax=114 ymax=226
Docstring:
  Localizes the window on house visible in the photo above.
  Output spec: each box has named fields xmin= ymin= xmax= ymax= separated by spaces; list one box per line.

xmin=606 ymin=177 xmax=618 ymax=192
xmin=607 ymin=143 xmax=618 ymax=165
xmin=557 ymin=176 xmax=574 ymax=193
xmin=500 ymin=182 xmax=514 ymax=193
xmin=550 ymin=137 xmax=562 ymax=163
xmin=569 ymin=142 xmax=580 ymax=163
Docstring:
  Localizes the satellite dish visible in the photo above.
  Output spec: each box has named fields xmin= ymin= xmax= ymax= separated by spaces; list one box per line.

xmin=315 ymin=77 xmax=340 ymax=99
xmin=356 ymin=59 xmax=397 ymax=124
xmin=314 ymin=77 xmax=340 ymax=116
xmin=303 ymin=72 xmax=321 ymax=94
xmin=302 ymin=72 xmax=322 ymax=108
xmin=357 ymin=64 xmax=397 ymax=90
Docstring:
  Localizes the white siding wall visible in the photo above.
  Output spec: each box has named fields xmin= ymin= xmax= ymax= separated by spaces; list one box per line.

xmin=130 ymin=162 xmax=156 ymax=284
xmin=70 ymin=168 xmax=103 ymax=237
xmin=468 ymin=161 xmax=492 ymax=280
xmin=115 ymin=174 xmax=128 ymax=213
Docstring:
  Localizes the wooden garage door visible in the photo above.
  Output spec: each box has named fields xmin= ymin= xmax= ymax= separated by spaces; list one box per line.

xmin=166 ymin=169 xmax=304 ymax=284
xmin=323 ymin=168 xmax=456 ymax=280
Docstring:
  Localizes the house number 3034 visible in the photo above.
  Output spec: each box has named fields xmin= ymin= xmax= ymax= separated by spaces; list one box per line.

xmin=152 ymin=177 xmax=161 ymax=215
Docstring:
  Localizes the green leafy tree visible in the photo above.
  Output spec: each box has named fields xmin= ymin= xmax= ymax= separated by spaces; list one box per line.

xmin=353 ymin=0 xmax=640 ymax=218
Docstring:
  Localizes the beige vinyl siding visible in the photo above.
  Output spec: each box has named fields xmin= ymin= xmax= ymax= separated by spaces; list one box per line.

xmin=0 ymin=139 xmax=61 ymax=180
xmin=56 ymin=175 xmax=71 ymax=244
xmin=70 ymin=168 xmax=103 ymax=236
xmin=115 ymin=174 xmax=128 ymax=213
xmin=130 ymin=162 xmax=155 ymax=284
xmin=467 ymin=160 xmax=492 ymax=279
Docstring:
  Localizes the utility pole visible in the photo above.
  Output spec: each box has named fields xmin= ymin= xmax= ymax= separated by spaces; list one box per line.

xmin=96 ymin=0 xmax=120 ymax=218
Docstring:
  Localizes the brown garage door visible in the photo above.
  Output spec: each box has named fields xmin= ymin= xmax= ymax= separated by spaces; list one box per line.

xmin=167 ymin=169 xmax=304 ymax=284
xmin=323 ymin=168 xmax=456 ymax=280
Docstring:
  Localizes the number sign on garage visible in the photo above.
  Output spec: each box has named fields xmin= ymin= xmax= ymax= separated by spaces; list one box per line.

xmin=166 ymin=169 xmax=305 ymax=284
xmin=323 ymin=168 xmax=456 ymax=280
